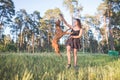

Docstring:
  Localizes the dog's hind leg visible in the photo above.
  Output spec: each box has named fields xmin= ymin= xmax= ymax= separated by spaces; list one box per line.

xmin=55 ymin=44 xmax=62 ymax=57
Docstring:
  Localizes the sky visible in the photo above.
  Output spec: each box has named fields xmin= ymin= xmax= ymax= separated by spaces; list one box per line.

xmin=5 ymin=0 xmax=103 ymax=35
xmin=12 ymin=0 xmax=103 ymax=23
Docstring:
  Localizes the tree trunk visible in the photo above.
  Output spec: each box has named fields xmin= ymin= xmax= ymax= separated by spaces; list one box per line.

xmin=20 ymin=33 xmax=23 ymax=51
xmin=108 ymin=2 xmax=115 ymax=50
xmin=32 ymin=33 xmax=34 ymax=53
xmin=108 ymin=12 xmax=115 ymax=50
xmin=108 ymin=18 xmax=115 ymax=50
xmin=19 ymin=27 xmax=23 ymax=52
xmin=16 ymin=27 xmax=18 ymax=52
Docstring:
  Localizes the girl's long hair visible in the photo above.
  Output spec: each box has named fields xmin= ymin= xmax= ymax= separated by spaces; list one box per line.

xmin=75 ymin=19 xmax=82 ymax=28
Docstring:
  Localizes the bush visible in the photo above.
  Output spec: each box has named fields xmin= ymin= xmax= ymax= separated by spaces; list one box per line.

xmin=115 ymin=44 xmax=120 ymax=53
xmin=0 ymin=44 xmax=6 ymax=52
xmin=59 ymin=44 xmax=66 ymax=52
xmin=114 ymin=39 xmax=120 ymax=53
xmin=0 ymin=43 xmax=17 ymax=52
xmin=6 ymin=43 xmax=17 ymax=52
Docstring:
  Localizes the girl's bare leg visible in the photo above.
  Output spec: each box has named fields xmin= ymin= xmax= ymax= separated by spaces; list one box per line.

xmin=73 ymin=48 xmax=77 ymax=66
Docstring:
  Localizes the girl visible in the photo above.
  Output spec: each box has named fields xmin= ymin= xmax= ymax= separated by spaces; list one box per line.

xmin=60 ymin=14 xmax=83 ymax=69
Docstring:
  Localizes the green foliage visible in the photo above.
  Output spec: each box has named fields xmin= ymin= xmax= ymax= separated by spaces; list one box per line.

xmin=113 ymin=28 xmax=120 ymax=52
xmin=0 ymin=44 xmax=6 ymax=52
xmin=63 ymin=0 xmax=78 ymax=14
xmin=0 ymin=43 xmax=17 ymax=52
xmin=115 ymin=44 xmax=120 ymax=53
xmin=0 ymin=0 xmax=15 ymax=24
xmin=59 ymin=44 xmax=66 ymax=52
xmin=103 ymin=0 xmax=120 ymax=26
xmin=114 ymin=39 xmax=120 ymax=52
xmin=0 ymin=53 xmax=120 ymax=80
xmin=43 ymin=8 xmax=61 ymax=20
xmin=5 ymin=43 xmax=17 ymax=52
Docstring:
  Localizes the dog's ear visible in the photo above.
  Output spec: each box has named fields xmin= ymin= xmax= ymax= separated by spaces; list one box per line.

xmin=55 ymin=19 xmax=60 ymax=26
xmin=56 ymin=19 xmax=60 ymax=23
xmin=58 ymin=19 xmax=60 ymax=22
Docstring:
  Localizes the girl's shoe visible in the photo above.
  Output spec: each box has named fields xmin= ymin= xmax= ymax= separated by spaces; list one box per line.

xmin=74 ymin=65 xmax=79 ymax=70
xmin=66 ymin=64 xmax=71 ymax=69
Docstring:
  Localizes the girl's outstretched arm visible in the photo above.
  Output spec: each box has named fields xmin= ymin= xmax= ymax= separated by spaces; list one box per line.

xmin=60 ymin=14 xmax=73 ymax=29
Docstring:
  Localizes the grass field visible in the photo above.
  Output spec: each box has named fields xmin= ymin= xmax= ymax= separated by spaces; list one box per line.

xmin=0 ymin=52 xmax=120 ymax=80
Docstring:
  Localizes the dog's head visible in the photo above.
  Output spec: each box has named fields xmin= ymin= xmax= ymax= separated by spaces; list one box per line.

xmin=55 ymin=19 xmax=60 ymax=26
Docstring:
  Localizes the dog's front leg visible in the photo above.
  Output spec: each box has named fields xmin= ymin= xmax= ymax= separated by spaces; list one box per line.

xmin=65 ymin=28 xmax=71 ymax=32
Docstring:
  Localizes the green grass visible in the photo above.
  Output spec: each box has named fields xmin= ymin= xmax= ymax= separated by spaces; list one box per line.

xmin=0 ymin=52 xmax=120 ymax=80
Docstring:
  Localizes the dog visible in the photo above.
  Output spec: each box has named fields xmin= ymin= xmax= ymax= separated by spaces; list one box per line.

xmin=51 ymin=20 xmax=71 ymax=56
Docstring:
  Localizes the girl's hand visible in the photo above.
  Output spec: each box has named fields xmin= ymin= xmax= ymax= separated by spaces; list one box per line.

xmin=70 ymin=36 xmax=74 ymax=39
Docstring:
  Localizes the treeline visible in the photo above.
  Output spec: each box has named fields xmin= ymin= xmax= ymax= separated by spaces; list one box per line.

xmin=0 ymin=0 xmax=120 ymax=53
xmin=0 ymin=0 xmax=64 ymax=53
